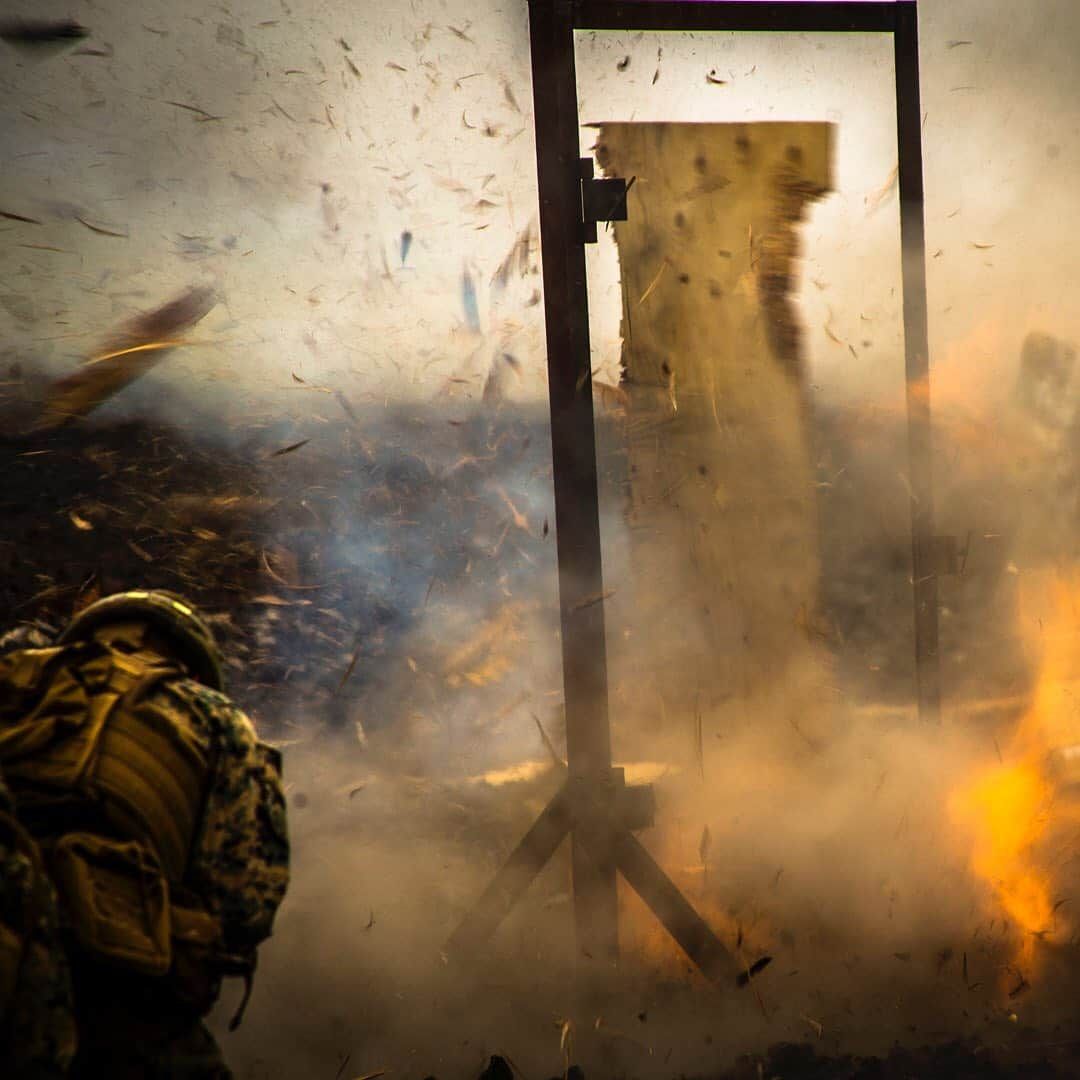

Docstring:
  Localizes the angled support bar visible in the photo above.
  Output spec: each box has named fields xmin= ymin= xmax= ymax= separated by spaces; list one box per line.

xmin=444 ymin=785 xmax=574 ymax=960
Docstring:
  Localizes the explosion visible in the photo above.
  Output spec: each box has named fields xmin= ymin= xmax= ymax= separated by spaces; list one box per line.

xmin=950 ymin=571 xmax=1080 ymax=978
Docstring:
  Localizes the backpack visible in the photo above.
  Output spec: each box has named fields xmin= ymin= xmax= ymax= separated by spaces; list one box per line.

xmin=0 ymin=630 xmax=289 ymax=1023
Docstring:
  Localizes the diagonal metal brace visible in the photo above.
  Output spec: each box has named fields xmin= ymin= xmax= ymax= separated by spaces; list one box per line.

xmin=444 ymin=785 xmax=574 ymax=960
xmin=568 ymin=780 xmax=742 ymax=986
xmin=445 ymin=776 xmax=744 ymax=988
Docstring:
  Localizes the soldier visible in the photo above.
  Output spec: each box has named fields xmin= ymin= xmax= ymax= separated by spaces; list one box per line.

xmin=0 ymin=766 xmax=77 ymax=1077
xmin=0 ymin=590 xmax=290 ymax=1078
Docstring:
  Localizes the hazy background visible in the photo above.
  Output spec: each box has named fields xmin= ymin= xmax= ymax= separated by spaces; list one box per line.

xmin=3 ymin=0 xmax=1079 ymax=408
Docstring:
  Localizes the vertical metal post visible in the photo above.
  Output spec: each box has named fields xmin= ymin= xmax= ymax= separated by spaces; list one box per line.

xmin=894 ymin=1 xmax=941 ymax=723
xmin=528 ymin=0 xmax=619 ymax=964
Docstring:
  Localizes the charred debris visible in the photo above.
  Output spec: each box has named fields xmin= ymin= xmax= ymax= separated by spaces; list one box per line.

xmin=0 ymin=378 xmax=564 ymax=743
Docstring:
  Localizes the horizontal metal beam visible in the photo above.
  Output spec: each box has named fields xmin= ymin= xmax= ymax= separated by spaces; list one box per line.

xmin=575 ymin=1 xmax=907 ymax=34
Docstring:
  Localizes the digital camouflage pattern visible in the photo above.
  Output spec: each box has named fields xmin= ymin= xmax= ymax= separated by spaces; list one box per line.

xmin=0 ymin=632 xmax=289 ymax=1078
xmin=162 ymin=678 xmax=290 ymax=952
xmin=0 ymin=770 xmax=77 ymax=1078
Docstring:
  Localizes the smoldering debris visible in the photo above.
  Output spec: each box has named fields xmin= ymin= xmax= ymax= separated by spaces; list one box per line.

xmin=0 ymin=390 xmax=563 ymax=744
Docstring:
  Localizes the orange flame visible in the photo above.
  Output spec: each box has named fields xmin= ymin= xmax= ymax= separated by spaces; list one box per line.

xmin=949 ymin=570 xmax=1080 ymax=975
xmin=949 ymin=760 xmax=1053 ymax=939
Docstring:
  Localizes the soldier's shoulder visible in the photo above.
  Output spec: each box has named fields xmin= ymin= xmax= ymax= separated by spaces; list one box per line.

xmin=164 ymin=678 xmax=259 ymax=740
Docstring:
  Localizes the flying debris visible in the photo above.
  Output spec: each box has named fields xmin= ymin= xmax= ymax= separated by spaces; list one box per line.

xmin=269 ymin=439 xmax=311 ymax=458
xmin=491 ymin=223 xmax=533 ymax=291
xmin=462 ymin=268 xmax=481 ymax=333
xmin=0 ymin=208 xmax=42 ymax=225
xmin=164 ymin=100 xmax=225 ymax=122
xmin=735 ymin=955 xmax=772 ymax=987
xmin=73 ymin=215 xmax=129 ymax=238
xmin=320 ymin=182 xmax=340 ymax=233
xmin=0 ymin=18 xmax=89 ymax=53
xmin=34 ymin=286 xmax=218 ymax=430
xmin=400 ymin=230 xmax=413 ymax=266
xmin=482 ymin=353 xmax=519 ymax=406
xmin=864 ymin=163 xmax=899 ymax=214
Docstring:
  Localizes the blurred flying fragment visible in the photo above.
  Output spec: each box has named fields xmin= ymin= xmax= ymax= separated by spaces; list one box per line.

xmin=698 ymin=825 xmax=712 ymax=866
xmin=491 ymin=222 xmax=532 ymax=291
xmin=399 ymin=229 xmax=413 ymax=265
xmin=74 ymin=215 xmax=128 ymax=238
xmin=462 ymin=268 xmax=481 ymax=333
xmin=34 ymin=285 xmax=218 ymax=430
xmin=705 ymin=69 xmax=727 ymax=85
xmin=0 ymin=208 xmax=42 ymax=225
xmin=0 ymin=18 xmax=89 ymax=53
xmin=164 ymin=100 xmax=224 ymax=122
xmin=864 ymin=163 xmax=899 ymax=214
xmin=269 ymin=438 xmax=310 ymax=458
xmin=71 ymin=41 xmax=112 ymax=57
xmin=735 ymin=954 xmax=772 ymax=987
xmin=593 ymin=380 xmax=630 ymax=416
xmin=533 ymin=713 xmax=566 ymax=769
xmin=334 ymin=389 xmax=359 ymax=425
xmin=569 ymin=588 xmax=615 ymax=613
xmin=320 ymin=183 xmax=339 ymax=233
xmin=336 ymin=640 xmax=363 ymax=694
xmin=260 ymin=547 xmax=319 ymax=590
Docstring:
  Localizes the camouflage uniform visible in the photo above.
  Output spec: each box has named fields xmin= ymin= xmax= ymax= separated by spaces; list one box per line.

xmin=0 ymin=769 xmax=77 ymax=1078
xmin=0 ymin=596 xmax=290 ymax=1078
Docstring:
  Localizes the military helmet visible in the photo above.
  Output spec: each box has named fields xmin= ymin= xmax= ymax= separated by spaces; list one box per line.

xmin=57 ymin=590 xmax=225 ymax=691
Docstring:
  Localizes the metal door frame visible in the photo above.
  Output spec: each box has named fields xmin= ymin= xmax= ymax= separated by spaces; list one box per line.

xmin=450 ymin=0 xmax=938 ymax=977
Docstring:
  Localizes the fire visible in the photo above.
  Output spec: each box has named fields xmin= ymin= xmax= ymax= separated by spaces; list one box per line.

xmin=949 ymin=570 xmax=1080 ymax=971
xmin=948 ymin=759 xmax=1053 ymax=939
